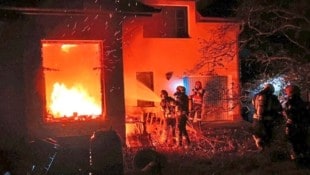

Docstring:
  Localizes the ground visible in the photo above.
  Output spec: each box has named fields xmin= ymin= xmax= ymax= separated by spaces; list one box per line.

xmin=123 ymin=121 xmax=310 ymax=175
xmin=1 ymin=120 xmax=309 ymax=174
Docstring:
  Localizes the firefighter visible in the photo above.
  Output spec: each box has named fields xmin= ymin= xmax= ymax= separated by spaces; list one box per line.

xmin=252 ymin=83 xmax=282 ymax=151
xmin=174 ymin=86 xmax=191 ymax=147
xmin=189 ymin=81 xmax=205 ymax=129
xmin=282 ymin=85 xmax=309 ymax=161
xmin=160 ymin=90 xmax=177 ymax=144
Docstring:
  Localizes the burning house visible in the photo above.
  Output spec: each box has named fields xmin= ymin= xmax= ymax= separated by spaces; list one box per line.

xmin=123 ymin=0 xmax=241 ymax=145
xmin=0 ymin=0 xmax=241 ymax=173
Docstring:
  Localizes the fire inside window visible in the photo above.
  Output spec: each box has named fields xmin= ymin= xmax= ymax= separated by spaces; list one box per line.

xmin=41 ymin=40 xmax=103 ymax=122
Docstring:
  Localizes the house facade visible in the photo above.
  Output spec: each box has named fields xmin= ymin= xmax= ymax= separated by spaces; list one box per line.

xmin=123 ymin=0 xmax=241 ymax=123
xmin=0 ymin=0 xmax=241 ymax=149
xmin=0 ymin=0 xmax=160 ymax=149
xmin=0 ymin=0 xmax=242 ymax=172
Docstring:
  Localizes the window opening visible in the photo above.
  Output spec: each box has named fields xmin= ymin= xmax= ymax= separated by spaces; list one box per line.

xmin=143 ymin=6 xmax=188 ymax=38
xmin=41 ymin=40 xmax=103 ymax=122
xmin=136 ymin=72 xmax=155 ymax=107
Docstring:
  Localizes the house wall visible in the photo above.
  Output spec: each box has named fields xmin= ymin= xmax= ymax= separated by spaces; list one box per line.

xmin=0 ymin=11 xmax=127 ymax=146
xmin=25 ymin=13 xmax=126 ymax=140
xmin=123 ymin=0 xmax=241 ymax=120
xmin=0 ymin=19 xmax=30 ymax=151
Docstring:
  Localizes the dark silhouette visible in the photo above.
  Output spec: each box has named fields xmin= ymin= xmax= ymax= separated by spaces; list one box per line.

xmin=282 ymin=84 xmax=309 ymax=163
xmin=251 ymin=84 xmax=282 ymax=151
xmin=174 ymin=86 xmax=191 ymax=147
xmin=160 ymin=90 xmax=177 ymax=144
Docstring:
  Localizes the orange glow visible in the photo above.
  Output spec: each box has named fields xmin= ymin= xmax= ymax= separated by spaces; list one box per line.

xmin=124 ymin=80 xmax=162 ymax=106
xmin=126 ymin=122 xmax=144 ymax=147
xmin=49 ymin=82 xmax=101 ymax=118
xmin=61 ymin=44 xmax=77 ymax=53
xmin=136 ymin=81 xmax=161 ymax=102
xmin=42 ymin=40 xmax=103 ymax=121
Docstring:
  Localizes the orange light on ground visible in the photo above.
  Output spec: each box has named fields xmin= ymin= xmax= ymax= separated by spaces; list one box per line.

xmin=42 ymin=40 xmax=103 ymax=121
xmin=126 ymin=121 xmax=144 ymax=147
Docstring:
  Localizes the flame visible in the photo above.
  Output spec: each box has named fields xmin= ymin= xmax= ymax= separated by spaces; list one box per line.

xmin=49 ymin=82 xmax=101 ymax=118
xmin=61 ymin=44 xmax=77 ymax=53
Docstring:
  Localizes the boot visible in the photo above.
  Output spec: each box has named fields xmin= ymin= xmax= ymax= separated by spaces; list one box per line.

xmin=252 ymin=135 xmax=263 ymax=152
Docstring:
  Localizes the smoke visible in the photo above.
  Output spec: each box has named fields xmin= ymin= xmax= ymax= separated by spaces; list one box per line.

xmin=253 ymin=76 xmax=286 ymax=96
xmin=126 ymin=81 xmax=161 ymax=103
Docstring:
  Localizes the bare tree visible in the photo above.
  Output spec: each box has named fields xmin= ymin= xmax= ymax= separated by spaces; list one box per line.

xmin=235 ymin=0 xmax=309 ymax=93
xmin=186 ymin=24 xmax=237 ymax=76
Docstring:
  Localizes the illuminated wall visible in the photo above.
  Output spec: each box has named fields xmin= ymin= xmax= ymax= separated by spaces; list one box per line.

xmin=123 ymin=0 xmax=241 ymax=120
xmin=22 ymin=13 xmax=126 ymax=139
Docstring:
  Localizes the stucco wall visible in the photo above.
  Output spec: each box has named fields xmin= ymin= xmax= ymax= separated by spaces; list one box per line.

xmin=123 ymin=1 xmax=241 ymax=120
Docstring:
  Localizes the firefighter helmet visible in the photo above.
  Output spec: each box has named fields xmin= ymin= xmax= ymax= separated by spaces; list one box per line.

xmin=263 ymin=83 xmax=275 ymax=94
xmin=176 ymin=86 xmax=186 ymax=93
xmin=195 ymin=81 xmax=202 ymax=88
xmin=284 ymin=84 xmax=300 ymax=96
xmin=160 ymin=90 xmax=168 ymax=98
